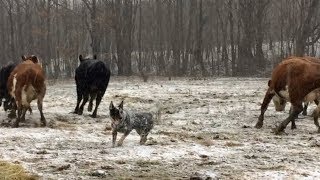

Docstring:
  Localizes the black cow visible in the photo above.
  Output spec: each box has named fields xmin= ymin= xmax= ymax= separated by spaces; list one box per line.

xmin=0 ymin=62 xmax=17 ymax=111
xmin=74 ymin=55 xmax=111 ymax=118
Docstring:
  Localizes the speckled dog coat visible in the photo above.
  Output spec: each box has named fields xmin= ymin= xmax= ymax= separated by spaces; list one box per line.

xmin=109 ymin=101 xmax=154 ymax=147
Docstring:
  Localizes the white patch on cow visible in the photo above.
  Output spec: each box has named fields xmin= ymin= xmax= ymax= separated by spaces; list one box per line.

xmin=272 ymin=95 xmax=280 ymax=103
xmin=11 ymin=74 xmax=17 ymax=98
xmin=279 ymin=90 xmax=290 ymax=100
xmin=21 ymin=85 xmax=28 ymax=106
xmin=272 ymin=94 xmax=287 ymax=111
xmin=21 ymin=85 xmax=37 ymax=107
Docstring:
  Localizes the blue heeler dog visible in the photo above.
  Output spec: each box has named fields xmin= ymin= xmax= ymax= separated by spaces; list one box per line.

xmin=109 ymin=101 xmax=154 ymax=147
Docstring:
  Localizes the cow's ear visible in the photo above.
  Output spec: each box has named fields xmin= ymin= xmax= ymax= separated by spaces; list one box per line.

xmin=21 ymin=55 xmax=26 ymax=61
xmin=268 ymin=80 xmax=271 ymax=87
xmin=93 ymin=55 xmax=97 ymax=59
xmin=119 ymin=100 xmax=124 ymax=109
xmin=31 ymin=55 xmax=38 ymax=63
xmin=79 ymin=55 xmax=83 ymax=62
xmin=109 ymin=101 xmax=115 ymax=110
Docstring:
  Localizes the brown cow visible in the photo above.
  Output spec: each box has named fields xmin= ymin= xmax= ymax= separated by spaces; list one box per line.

xmin=7 ymin=55 xmax=46 ymax=127
xmin=271 ymin=56 xmax=320 ymax=115
xmin=256 ymin=56 xmax=320 ymax=134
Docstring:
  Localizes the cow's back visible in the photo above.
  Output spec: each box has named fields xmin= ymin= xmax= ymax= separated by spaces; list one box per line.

xmin=270 ymin=57 xmax=320 ymax=102
xmin=8 ymin=62 xmax=45 ymax=99
xmin=75 ymin=59 xmax=110 ymax=90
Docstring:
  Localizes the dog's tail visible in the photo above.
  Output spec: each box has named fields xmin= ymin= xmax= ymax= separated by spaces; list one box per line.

xmin=151 ymin=101 xmax=162 ymax=125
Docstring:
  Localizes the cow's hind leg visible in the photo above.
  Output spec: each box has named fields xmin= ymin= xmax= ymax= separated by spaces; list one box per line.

xmin=88 ymin=92 xmax=96 ymax=112
xmin=13 ymin=103 xmax=22 ymax=128
xmin=74 ymin=88 xmax=82 ymax=114
xmin=20 ymin=107 xmax=28 ymax=122
xmin=274 ymin=103 xmax=303 ymax=134
xmin=37 ymin=98 xmax=46 ymax=127
xmin=8 ymin=100 xmax=17 ymax=119
xmin=289 ymin=105 xmax=299 ymax=120
xmin=91 ymin=91 xmax=104 ymax=118
xmin=78 ymin=93 xmax=89 ymax=115
xmin=302 ymin=102 xmax=309 ymax=116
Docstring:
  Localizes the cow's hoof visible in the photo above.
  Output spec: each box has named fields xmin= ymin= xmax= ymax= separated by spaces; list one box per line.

xmin=254 ymin=122 xmax=263 ymax=129
xmin=273 ymin=127 xmax=285 ymax=135
xmin=40 ymin=118 xmax=46 ymax=127
xmin=291 ymin=124 xmax=297 ymax=130
xmin=90 ymin=114 xmax=97 ymax=118
xmin=73 ymin=108 xmax=79 ymax=114
xmin=12 ymin=123 xmax=19 ymax=128
xmin=8 ymin=113 xmax=16 ymax=119
xmin=77 ymin=111 xmax=83 ymax=115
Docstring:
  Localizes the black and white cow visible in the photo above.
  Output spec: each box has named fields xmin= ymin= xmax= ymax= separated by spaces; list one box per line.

xmin=74 ymin=55 xmax=111 ymax=118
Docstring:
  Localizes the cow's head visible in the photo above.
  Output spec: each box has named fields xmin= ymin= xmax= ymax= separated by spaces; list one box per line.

xmin=272 ymin=95 xmax=287 ymax=111
xmin=22 ymin=55 xmax=39 ymax=64
xmin=268 ymin=80 xmax=287 ymax=111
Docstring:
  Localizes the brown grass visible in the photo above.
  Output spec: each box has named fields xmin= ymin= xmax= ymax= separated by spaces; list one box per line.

xmin=0 ymin=160 xmax=38 ymax=180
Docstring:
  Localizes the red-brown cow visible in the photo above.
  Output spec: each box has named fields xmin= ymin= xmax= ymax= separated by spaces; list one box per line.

xmin=271 ymin=56 xmax=320 ymax=115
xmin=7 ymin=55 xmax=46 ymax=127
xmin=256 ymin=56 xmax=320 ymax=134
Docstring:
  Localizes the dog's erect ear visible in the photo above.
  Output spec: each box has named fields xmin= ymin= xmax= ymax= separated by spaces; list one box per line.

xmin=79 ymin=55 xmax=83 ymax=62
xmin=21 ymin=55 xmax=26 ymax=61
xmin=109 ymin=101 xmax=115 ymax=110
xmin=119 ymin=100 xmax=124 ymax=109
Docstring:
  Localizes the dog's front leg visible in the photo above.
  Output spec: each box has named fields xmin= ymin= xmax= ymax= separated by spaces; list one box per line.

xmin=112 ymin=130 xmax=117 ymax=147
xmin=117 ymin=130 xmax=130 ymax=147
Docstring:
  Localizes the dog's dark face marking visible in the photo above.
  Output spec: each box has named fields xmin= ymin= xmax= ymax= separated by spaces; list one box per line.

xmin=109 ymin=101 xmax=124 ymax=126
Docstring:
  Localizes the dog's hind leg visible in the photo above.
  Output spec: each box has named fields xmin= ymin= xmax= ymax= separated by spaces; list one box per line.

xmin=140 ymin=133 xmax=148 ymax=145
xmin=117 ymin=130 xmax=130 ymax=147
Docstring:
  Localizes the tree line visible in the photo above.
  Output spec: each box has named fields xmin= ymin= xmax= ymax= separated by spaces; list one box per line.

xmin=0 ymin=0 xmax=320 ymax=78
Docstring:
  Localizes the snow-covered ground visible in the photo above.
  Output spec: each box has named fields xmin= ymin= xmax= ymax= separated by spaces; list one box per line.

xmin=1 ymin=77 xmax=320 ymax=179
